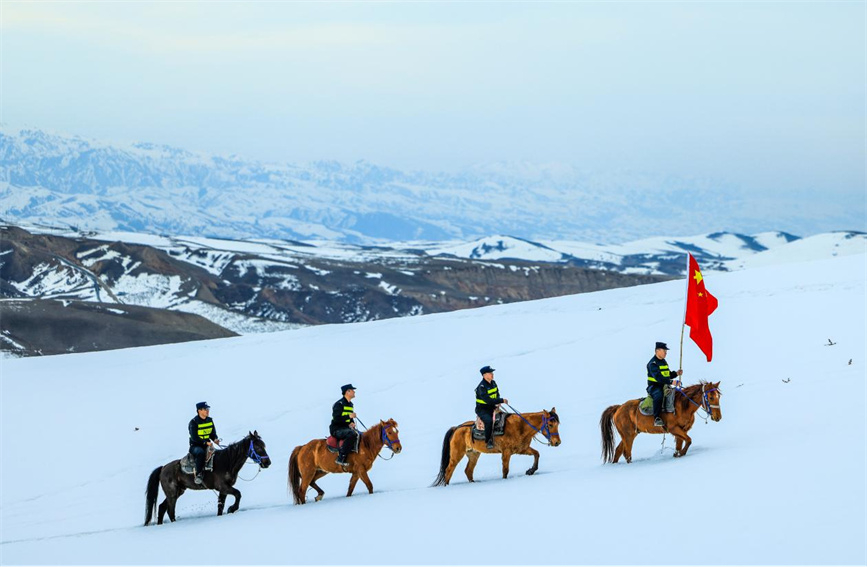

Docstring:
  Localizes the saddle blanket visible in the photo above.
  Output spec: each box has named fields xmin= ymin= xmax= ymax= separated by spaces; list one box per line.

xmin=639 ymin=386 xmax=676 ymax=416
xmin=180 ymin=451 xmax=214 ymax=475
xmin=472 ymin=412 xmax=507 ymax=440
xmin=325 ymin=435 xmax=359 ymax=454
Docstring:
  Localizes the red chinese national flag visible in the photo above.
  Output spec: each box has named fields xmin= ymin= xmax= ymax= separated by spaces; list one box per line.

xmin=685 ymin=253 xmax=718 ymax=361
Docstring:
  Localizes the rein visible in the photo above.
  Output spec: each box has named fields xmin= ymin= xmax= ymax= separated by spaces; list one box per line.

xmin=504 ymin=404 xmax=560 ymax=446
xmin=356 ymin=417 xmax=401 ymax=460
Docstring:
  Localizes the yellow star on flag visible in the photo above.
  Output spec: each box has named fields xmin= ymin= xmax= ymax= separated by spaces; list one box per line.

xmin=693 ymin=270 xmax=703 ymax=285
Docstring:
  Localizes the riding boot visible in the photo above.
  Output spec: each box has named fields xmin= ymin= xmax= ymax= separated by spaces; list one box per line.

xmin=194 ymin=471 xmax=204 ymax=485
xmin=336 ymin=447 xmax=349 ymax=466
xmin=653 ymin=416 xmax=664 ymax=427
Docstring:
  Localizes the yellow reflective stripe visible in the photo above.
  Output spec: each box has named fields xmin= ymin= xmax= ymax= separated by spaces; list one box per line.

xmin=487 ymin=387 xmax=498 ymax=394
xmin=659 ymin=365 xmax=669 ymax=370
xmin=197 ymin=421 xmax=213 ymax=439
xmin=647 ymin=376 xmax=658 ymax=382
xmin=476 ymin=398 xmax=488 ymax=404
xmin=661 ymin=370 xmax=670 ymax=377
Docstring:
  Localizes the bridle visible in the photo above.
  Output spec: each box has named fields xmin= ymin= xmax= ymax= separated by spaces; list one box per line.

xmin=356 ymin=417 xmax=402 ymax=460
xmin=377 ymin=424 xmax=401 ymax=460
xmin=247 ymin=438 xmax=269 ymax=467
xmin=505 ymin=404 xmax=561 ymax=446
xmin=675 ymin=384 xmax=721 ymax=422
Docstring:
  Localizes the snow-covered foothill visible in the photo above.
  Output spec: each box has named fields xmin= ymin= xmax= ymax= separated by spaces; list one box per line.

xmin=1 ymin=253 xmax=864 ymax=565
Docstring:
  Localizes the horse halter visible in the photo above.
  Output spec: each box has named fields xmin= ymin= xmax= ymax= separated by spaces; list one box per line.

xmin=701 ymin=384 xmax=721 ymax=414
xmin=508 ymin=404 xmax=560 ymax=445
xmin=381 ymin=424 xmax=401 ymax=453
xmin=538 ymin=413 xmax=561 ymax=444
xmin=247 ymin=439 xmax=269 ymax=466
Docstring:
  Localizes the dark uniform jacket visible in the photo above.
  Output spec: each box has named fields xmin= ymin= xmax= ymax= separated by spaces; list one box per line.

xmin=330 ymin=397 xmax=355 ymax=436
xmin=189 ymin=415 xmax=218 ymax=448
xmin=647 ymin=356 xmax=677 ymax=387
xmin=475 ymin=379 xmax=504 ymax=415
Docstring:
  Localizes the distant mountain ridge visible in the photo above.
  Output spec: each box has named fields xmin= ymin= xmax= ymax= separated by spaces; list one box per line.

xmin=0 ymin=126 xmax=824 ymax=244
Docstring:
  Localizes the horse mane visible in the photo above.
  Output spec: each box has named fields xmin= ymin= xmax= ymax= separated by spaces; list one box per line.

xmin=678 ymin=381 xmax=710 ymax=412
xmin=213 ymin=434 xmax=251 ymax=467
xmin=360 ymin=422 xmax=383 ymax=453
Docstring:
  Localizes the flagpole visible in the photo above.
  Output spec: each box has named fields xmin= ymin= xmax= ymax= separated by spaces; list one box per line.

xmin=679 ymin=252 xmax=690 ymax=372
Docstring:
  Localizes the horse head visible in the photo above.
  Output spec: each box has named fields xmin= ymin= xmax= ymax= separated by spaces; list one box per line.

xmin=704 ymin=382 xmax=722 ymax=422
xmin=543 ymin=407 xmax=562 ymax=447
xmin=247 ymin=430 xmax=272 ymax=468
xmin=380 ymin=419 xmax=402 ymax=454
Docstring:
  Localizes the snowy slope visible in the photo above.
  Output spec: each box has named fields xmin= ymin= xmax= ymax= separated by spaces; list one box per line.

xmin=1 ymin=254 xmax=865 ymax=565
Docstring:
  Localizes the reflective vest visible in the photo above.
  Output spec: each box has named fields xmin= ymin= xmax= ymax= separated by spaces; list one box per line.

xmin=647 ymin=360 xmax=672 ymax=383
xmin=477 ymin=385 xmax=499 ymax=404
xmin=196 ymin=420 xmax=215 ymax=440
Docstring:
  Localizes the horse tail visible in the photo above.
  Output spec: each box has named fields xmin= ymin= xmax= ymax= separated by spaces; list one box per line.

xmin=144 ymin=466 xmax=162 ymax=526
xmin=288 ymin=446 xmax=303 ymax=505
xmin=600 ymin=405 xmax=620 ymax=463
xmin=431 ymin=426 xmax=458 ymax=487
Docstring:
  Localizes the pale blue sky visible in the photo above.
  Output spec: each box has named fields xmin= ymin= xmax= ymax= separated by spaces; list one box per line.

xmin=2 ymin=2 xmax=865 ymax=203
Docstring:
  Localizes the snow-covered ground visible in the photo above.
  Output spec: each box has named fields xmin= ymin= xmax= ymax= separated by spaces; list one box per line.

xmin=1 ymin=253 xmax=865 ymax=565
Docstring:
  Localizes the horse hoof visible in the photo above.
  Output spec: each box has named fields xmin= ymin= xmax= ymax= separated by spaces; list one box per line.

xmin=315 ymin=494 xmax=324 ymax=502
xmin=673 ymin=452 xmax=682 ymax=458
xmin=525 ymin=469 xmax=535 ymax=476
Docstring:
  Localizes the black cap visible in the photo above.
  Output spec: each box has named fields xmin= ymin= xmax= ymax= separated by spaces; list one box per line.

xmin=341 ymin=384 xmax=357 ymax=394
xmin=655 ymin=342 xmax=669 ymax=351
xmin=479 ymin=365 xmax=495 ymax=375
xmin=196 ymin=401 xmax=210 ymax=410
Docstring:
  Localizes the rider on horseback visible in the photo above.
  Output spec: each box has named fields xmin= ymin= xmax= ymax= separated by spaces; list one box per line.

xmin=189 ymin=401 xmax=219 ymax=485
xmin=475 ymin=365 xmax=508 ymax=449
xmin=331 ymin=384 xmax=358 ymax=467
xmin=647 ymin=342 xmax=683 ymax=427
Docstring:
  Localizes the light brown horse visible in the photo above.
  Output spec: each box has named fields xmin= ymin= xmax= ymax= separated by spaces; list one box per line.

xmin=432 ymin=408 xmax=560 ymax=486
xmin=288 ymin=419 xmax=401 ymax=504
xmin=600 ymin=381 xmax=722 ymax=463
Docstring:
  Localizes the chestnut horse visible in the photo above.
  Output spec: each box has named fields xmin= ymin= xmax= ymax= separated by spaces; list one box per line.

xmin=600 ymin=381 xmax=722 ymax=463
xmin=288 ymin=419 xmax=401 ymax=504
xmin=432 ymin=408 xmax=560 ymax=486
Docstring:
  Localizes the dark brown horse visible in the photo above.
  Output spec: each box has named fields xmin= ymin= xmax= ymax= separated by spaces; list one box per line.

xmin=432 ymin=408 xmax=561 ymax=486
xmin=288 ymin=419 xmax=401 ymax=504
xmin=145 ymin=431 xmax=271 ymax=525
xmin=600 ymin=381 xmax=722 ymax=463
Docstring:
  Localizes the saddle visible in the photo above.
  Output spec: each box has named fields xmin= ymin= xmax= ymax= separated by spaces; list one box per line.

xmin=325 ymin=435 xmax=358 ymax=454
xmin=180 ymin=447 xmax=215 ymax=475
xmin=639 ymin=386 xmax=676 ymax=416
xmin=472 ymin=412 xmax=508 ymax=440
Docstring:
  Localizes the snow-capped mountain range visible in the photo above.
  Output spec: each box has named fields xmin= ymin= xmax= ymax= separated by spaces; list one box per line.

xmin=4 ymin=126 xmax=860 ymax=244
xmin=3 ymin=221 xmax=863 ymax=348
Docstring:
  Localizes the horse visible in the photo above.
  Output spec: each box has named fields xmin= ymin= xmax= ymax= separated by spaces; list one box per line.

xmin=144 ymin=431 xmax=271 ymax=525
xmin=432 ymin=407 xmax=560 ymax=487
xmin=600 ymin=381 xmax=722 ymax=463
xmin=287 ymin=419 xmax=401 ymax=505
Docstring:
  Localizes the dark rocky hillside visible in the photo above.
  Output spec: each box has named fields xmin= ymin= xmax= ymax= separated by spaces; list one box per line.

xmin=0 ymin=300 xmax=237 ymax=356
xmin=0 ymin=225 xmax=671 ymax=356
